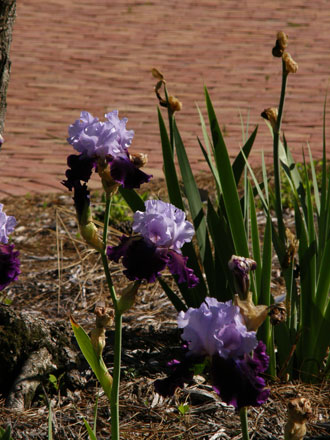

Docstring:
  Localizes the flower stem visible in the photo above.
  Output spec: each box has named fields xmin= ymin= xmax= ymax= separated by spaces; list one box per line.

xmin=101 ymin=194 xmax=118 ymax=308
xmin=273 ymin=60 xmax=288 ymax=244
xmin=100 ymin=192 xmax=122 ymax=440
xmin=239 ymin=407 xmax=250 ymax=440
xmin=110 ymin=310 xmax=122 ymax=440
xmin=103 ymin=193 xmax=112 ymax=246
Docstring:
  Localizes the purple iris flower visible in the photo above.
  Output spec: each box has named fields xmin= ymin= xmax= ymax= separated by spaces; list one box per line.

xmin=133 ymin=200 xmax=195 ymax=253
xmin=0 ymin=243 xmax=20 ymax=290
xmin=178 ymin=297 xmax=257 ymax=359
xmin=0 ymin=204 xmax=17 ymax=244
xmin=65 ymin=111 xmax=151 ymax=189
xmin=67 ymin=110 xmax=134 ymax=159
xmin=155 ymin=298 xmax=269 ymax=409
xmin=107 ymin=200 xmax=199 ymax=287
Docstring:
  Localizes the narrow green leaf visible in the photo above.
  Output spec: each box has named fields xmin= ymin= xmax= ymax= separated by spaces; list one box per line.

xmin=248 ymin=181 xmax=261 ymax=300
xmin=315 ymin=236 xmax=330 ymax=316
xmin=174 ymin=120 xmax=215 ymax=294
xmin=197 ymin=136 xmax=221 ymax=192
xmin=0 ymin=426 xmax=13 ymax=440
xmin=71 ymin=317 xmax=112 ymax=401
xmin=205 ymin=87 xmax=248 ymax=256
xmin=119 ymin=187 xmax=145 ymax=213
xmin=206 ymin=199 xmax=234 ymax=300
xmin=261 ymin=151 xmax=269 ymax=204
xmin=158 ymin=277 xmax=186 ymax=312
xmin=307 ymin=143 xmax=320 ymax=215
xmin=157 ymin=107 xmax=184 ymax=210
xmin=83 ymin=419 xmax=98 ymax=440
xmin=196 ymin=103 xmax=214 ymax=159
xmin=93 ymin=395 xmax=99 ymax=436
xmin=232 ymin=126 xmax=258 ymax=186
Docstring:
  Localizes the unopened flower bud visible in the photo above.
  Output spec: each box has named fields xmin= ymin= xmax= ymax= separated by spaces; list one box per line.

xmin=228 ymin=255 xmax=257 ymax=299
xmin=272 ymin=31 xmax=288 ymax=57
xmin=261 ymin=107 xmax=278 ymax=131
xmin=168 ymin=95 xmax=182 ymax=113
xmin=80 ymin=221 xmax=103 ymax=253
xmin=234 ymin=292 xmax=269 ymax=331
xmin=117 ymin=281 xmax=141 ymax=314
xmin=283 ymin=52 xmax=298 ymax=74
xmin=151 ymin=68 xmax=165 ymax=81
xmin=90 ymin=305 xmax=114 ymax=358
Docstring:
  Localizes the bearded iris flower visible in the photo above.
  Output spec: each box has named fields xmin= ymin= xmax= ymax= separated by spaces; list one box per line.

xmin=155 ymin=297 xmax=269 ymax=409
xmin=107 ymin=200 xmax=199 ymax=287
xmin=63 ymin=111 xmax=151 ymax=191
xmin=0 ymin=204 xmax=17 ymax=244
xmin=0 ymin=205 xmax=20 ymax=290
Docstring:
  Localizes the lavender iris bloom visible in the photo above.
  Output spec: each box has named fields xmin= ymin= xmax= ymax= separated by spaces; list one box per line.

xmin=155 ymin=297 xmax=269 ymax=409
xmin=0 ymin=204 xmax=17 ymax=244
xmin=65 ymin=111 xmax=151 ymax=190
xmin=67 ymin=110 xmax=134 ymax=159
xmin=178 ymin=297 xmax=257 ymax=359
xmin=133 ymin=200 xmax=195 ymax=253
xmin=107 ymin=200 xmax=199 ymax=287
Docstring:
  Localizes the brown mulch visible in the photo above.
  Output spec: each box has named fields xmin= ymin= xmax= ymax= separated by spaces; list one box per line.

xmin=0 ymin=180 xmax=329 ymax=439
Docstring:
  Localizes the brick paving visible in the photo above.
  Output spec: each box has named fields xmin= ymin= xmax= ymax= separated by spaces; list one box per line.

xmin=0 ymin=0 xmax=329 ymax=198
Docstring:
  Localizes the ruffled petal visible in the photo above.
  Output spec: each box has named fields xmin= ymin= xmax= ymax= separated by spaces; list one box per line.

xmin=166 ymin=249 xmax=199 ymax=288
xmin=0 ymin=243 xmax=20 ymax=290
xmin=107 ymin=236 xmax=168 ymax=283
xmin=62 ymin=154 xmax=94 ymax=191
xmin=210 ymin=345 xmax=270 ymax=409
xmin=154 ymin=355 xmax=203 ymax=397
xmin=109 ymin=155 xmax=152 ymax=189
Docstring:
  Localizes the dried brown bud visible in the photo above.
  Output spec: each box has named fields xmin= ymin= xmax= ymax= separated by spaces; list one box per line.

xmin=282 ymin=228 xmax=299 ymax=269
xmin=168 ymin=95 xmax=182 ymax=113
xmin=283 ymin=52 xmax=298 ymax=74
xmin=261 ymin=107 xmax=278 ymax=131
xmin=284 ymin=397 xmax=312 ymax=440
xmin=151 ymin=68 xmax=164 ymax=81
xmin=269 ymin=302 xmax=287 ymax=325
xmin=272 ymin=31 xmax=288 ymax=57
xmin=234 ymin=292 xmax=269 ymax=331
xmin=90 ymin=306 xmax=114 ymax=357
xmin=130 ymin=152 xmax=148 ymax=168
